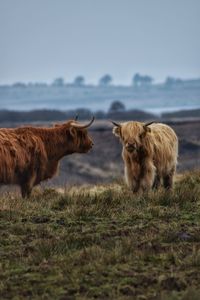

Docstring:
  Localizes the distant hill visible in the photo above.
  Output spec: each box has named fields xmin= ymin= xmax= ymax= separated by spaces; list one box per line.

xmin=0 ymin=108 xmax=157 ymax=123
xmin=1 ymin=107 xmax=200 ymax=124
xmin=162 ymin=109 xmax=200 ymax=119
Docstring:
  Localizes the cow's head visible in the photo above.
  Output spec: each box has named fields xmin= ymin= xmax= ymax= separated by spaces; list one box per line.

xmin=66 ymin=117 xmax=95 ymax=153
xmin=112 ymin=120 xmax=154 ymax=154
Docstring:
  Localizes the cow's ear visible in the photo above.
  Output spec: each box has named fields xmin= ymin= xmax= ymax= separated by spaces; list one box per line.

xmin=112 ymin=126 xmax=121 ymax=137
xmin=69 ymin=127 xmax=77 ymax=138
xmin=146 ymin=127 xmax=151 ymax=133
xmin=140 ymin=126 xmax=151 ymax=139
xmin=143 ymin=125 xmax=151 ymax=133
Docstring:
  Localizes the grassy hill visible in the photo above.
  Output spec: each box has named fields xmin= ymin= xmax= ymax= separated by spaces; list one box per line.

xmin=1 ymin=171 xmax=200 ymax=299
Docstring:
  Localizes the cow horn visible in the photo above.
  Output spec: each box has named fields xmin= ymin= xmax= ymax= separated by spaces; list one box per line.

xmin=111 ymin=121 xmax=121 ymax=127
xmin=144 ymin=121 xmax=155 ymax=127
xmin=71 ymin=116 xmax=95 ymax=129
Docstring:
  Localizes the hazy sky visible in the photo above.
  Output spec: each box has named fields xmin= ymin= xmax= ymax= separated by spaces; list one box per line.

xmin=0 ymin=0 xmax=200 ymax=85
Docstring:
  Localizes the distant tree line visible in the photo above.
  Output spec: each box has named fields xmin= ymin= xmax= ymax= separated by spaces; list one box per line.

xmin=51 ymin=73 xmax=155 ymax=87
xmin=2 ymin=75 xmax=199 ymax=88
xmin=132 ymin=73 xmax=154 ymax=86
xmin=51 ymin=74 xmax=113 ymax=87
xmin=164 ymin=77 xmax=184 ymax=87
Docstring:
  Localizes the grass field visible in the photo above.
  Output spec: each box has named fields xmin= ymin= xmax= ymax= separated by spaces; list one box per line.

xmin=0 ymin=171 xmax=200 ymax=300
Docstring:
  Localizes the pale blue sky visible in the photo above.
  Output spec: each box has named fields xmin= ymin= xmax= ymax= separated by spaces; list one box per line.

xmin=0 ymin=0 xmax=200 ymax=84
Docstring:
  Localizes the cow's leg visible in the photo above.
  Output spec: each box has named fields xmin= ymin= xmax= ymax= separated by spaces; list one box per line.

xmin=124 ymin=163 xmax=139 ymax=192
xmin=20 ymin=173 xmax=36 ymax=198
xmin=153 ymin=173 xmax=161 ymax=190
xmin=21 ymin=184 xmax=32 ymax=198
xmin=163 ymin=167 xmax=175 ymax=190
xmin=138 ymin=160 xmax=156 ymax=192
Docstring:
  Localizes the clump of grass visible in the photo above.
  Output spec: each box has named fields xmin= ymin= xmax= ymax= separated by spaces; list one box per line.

xmin=0 ymin=171 xmax=200 ymax=299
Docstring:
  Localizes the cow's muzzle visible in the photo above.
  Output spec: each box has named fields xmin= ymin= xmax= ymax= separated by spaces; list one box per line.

xmin=125 ymin=143 xmax=137 ymax=153
xmin=86 ymin=141 xmax=94 ymax=152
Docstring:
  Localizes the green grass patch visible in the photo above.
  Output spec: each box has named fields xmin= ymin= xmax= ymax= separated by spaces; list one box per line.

xmin=0 ymin=171 xmax=200 ymax=299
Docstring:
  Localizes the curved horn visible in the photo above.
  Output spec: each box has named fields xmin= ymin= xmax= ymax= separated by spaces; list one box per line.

xmin=111 ymin=120 xmax=121 ymax=127
xmin=71 ymin=116 xmax=95 ymax=129
xmin=144 ymin=121 xmax=155 ymax=127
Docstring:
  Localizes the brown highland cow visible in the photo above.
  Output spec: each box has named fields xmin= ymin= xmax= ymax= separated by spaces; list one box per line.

xmin=112 ymin=121 xmax=178 ymax=192
xmin=0 ymin=117 xmax=94 ymax=197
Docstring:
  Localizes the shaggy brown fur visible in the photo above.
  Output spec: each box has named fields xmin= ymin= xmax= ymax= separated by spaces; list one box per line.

xmin=0 ymin=120 xmax=94 ymax=197
xmin=113 ymin=121 xmax=178 ymax=192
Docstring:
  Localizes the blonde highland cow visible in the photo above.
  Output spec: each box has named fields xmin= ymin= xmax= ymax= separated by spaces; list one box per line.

xmin=112 ymin=121 xmax=178 ymax=192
